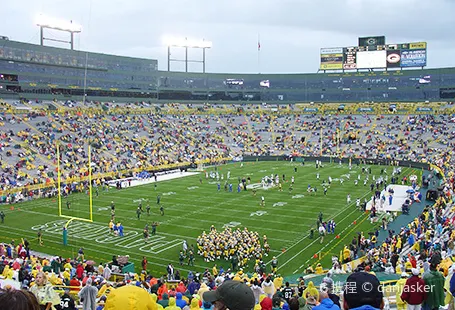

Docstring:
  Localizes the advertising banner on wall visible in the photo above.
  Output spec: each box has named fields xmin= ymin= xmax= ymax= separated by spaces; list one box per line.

xmin=386 ymin=50 xmax=401 ymax=68
xmin=400 ymin=49 xmax=427 ymax=67
xmin=320 ymin=48 xmax=343 ymax=70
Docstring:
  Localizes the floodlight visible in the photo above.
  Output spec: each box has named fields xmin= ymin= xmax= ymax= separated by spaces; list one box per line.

xmin=162 ymin=36 xmax=212 ymax=48
xmin=162 ymin=36 xmax=212 ymax=73
xmin=35 ymin=14 xmax=81 ymax=50
xmin=36 ymin=14 xmax=82 ymax=33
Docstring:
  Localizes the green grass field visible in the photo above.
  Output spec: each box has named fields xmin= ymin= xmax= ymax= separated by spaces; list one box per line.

xmin=0 ymin=161 xmax=421 ymax=277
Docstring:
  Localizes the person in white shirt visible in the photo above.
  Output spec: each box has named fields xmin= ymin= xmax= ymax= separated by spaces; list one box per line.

xmin=319 ymin=225 xmax=326 ymax=243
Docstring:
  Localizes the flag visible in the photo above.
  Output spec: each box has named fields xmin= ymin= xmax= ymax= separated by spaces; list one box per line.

xmin=258 ymin=40 xmax=261 ymax=51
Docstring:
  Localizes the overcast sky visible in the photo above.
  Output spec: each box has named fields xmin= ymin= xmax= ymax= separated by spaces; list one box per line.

xmin=1 ymin=0 xmax=454 ymax=74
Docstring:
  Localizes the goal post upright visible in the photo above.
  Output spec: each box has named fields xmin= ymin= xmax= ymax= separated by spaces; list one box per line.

xmin=57 ymin=142 xmax=94 ymax=223
xmin=57 ymin=143 xmax=62 ymax=217
xmin=88 ymin=144 xmax=93 ymax=222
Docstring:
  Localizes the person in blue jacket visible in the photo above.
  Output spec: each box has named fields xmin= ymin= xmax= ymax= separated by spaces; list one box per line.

xmin=313 ymin=291 xmax=340 ymax=310
xmin=175 ymin=292 xmax=187 ymax=309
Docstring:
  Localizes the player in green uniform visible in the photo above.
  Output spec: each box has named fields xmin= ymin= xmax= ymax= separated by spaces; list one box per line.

xmin=136 ymin=207 xmax=142 ymax=220
xmin=179 ymin=251 xmax=185 ymax=265
xmin=37 ymin=229 xmax=43 ymax=246
xmin=188 ymin=250 xmax=195 ymax=266
xmin=271 ymin=256 xmax=278 ymax=274
xmin=151 ymin=222 xmax=158 ymax=235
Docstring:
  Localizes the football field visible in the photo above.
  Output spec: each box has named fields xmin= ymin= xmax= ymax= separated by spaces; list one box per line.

xmin=0 ymin=161 xmax=421 ymax=277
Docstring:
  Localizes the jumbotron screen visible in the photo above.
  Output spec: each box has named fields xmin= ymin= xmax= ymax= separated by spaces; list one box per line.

xmin=320 ymin=42 xmax=427 ymax=70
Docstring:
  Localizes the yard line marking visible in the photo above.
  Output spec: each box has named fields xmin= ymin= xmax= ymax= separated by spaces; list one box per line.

xmin=275 ymin=167 xmax=412 ymax=271
xmin=0 ymin=225 xmax=206 ymax=272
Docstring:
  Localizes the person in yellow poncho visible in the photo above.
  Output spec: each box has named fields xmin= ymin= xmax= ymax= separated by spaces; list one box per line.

xmin=189 ymin=297 xmax=200 ymax=310
xmin=62 ymin=268 xmax=71 ymax=281
xmin=444 ymin=264 xmax=455 ymax=309
xmin=343 ymin=246 xmax=351 ymax=262
xmin=98 ymin=281 xmax=115 ymax=298
xmin=49 ymin=273 xmax=62 ymax=285
xmin=198 ymin=283 xmax=210 ymax=300
xmin=302 ymin=281 xmax=319 ymax=300
xmin=273 ymin=274 xmax=283 ymax=289
xmin=315 ymin=263 xmax=324 ymax=274
xmin=396 ymin=238 xmax=402 ymax=253
xmin=105 ymin=285 xmax=157 ymax=310
xmin=395 ymin=273 xmax=408 ymax=310
xmin=165 ymin=297 xmax=180 ymax=310
xmin=151 ymin=293 xmax=164 ymax=310
xmin=2 ymin=264 xmax=14 ymax=279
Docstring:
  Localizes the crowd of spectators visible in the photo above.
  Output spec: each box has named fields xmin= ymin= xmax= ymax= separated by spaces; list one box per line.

xmin=2 ymin=103 xmax=455 ymax=309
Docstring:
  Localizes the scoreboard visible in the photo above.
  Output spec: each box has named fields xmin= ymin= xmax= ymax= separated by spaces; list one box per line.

xmin=320 ymin=42 xmax=427 ymax=70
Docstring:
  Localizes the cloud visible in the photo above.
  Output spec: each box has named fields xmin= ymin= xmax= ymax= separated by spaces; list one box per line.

xmin=1 ymin=0 xmax=454 ymax=72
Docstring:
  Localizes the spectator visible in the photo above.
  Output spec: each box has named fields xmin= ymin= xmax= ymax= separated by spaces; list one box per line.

xmin=104 ymin=285 xmax=157 ymax=310
xmin=175 ymin=292 xmax=186 ymax=309
xmin=260 ymin=297 xmax=273 ymax=310
xmin=29 ymin=271 xmax=61 ymax=310
xmin=0 ymin=288 xmax=40 ymax=310
xmin=165 ymin=297 xmax=180 ymax=310
xmin=312 ymin=290 xmax=340 ymax=310
xmin=176 ymin=281 xmax=186 ymax=294
xmin=395 ymin=273 xmax=408 ymax=310
xmin=202 ymin=301 xmax=213 ymax=310
xmin=198 ymin=283 xmax=210 ymax=301
xmin=262 ymin=277 xmax=275 ymax=299
xmin=288 ymin=297 xmax=300 ymax=310
xmin=422 ymin=263 xmax=445 ymax=310
xmin=158 ymin=293 xmax=170 ymax=308
xmin=69 ymin=276 xmax=81 ymax=292
xmin=188 ymin=298 xmax=199 ymax=310
xmin=60 ymin=288 xmax=77 ymax=310
xmin=78 ymin=278 xmax=98 ymax=310
xmin=343 ymin=272 xmax=384 ymax=310
xmin=152 ymin=294 xmax=164 ymax=310
xmin=203 ymin=280 xmax=255 ymax=310
xmin=251 ymin=279 xmax=264 ymax=304
xmin=320 ymin=275 xmax=340 ymax=308
xmin=401 ymin=268 xmax=427 ymax=310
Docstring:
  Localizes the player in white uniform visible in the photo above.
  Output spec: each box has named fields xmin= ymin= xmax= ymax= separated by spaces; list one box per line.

xmin=347 ymin=194 xmax=351 ymax=204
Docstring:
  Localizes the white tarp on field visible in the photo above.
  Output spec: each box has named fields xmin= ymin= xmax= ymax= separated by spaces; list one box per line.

xmin=366 ymin=184 xmax=416 ymax=213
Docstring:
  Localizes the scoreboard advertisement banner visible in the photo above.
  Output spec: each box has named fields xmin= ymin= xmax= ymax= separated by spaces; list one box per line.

xmin=320 ymin=48 xmax=343 ymax=70
xmin=400 ymin=49 xmax=426 ymax=67
xmin=320 ymin=42 xmax=427 ymax=70
xmin=386 ymin=50 xmax=401 ymax=68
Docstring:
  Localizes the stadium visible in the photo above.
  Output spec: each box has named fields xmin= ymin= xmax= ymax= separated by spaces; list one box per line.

xmin=0 ymin=5 xmax=455 ymax=310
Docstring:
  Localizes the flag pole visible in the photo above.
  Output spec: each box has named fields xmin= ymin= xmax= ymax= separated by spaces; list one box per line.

xmin=257 ymin=34 xmax=261 ymax=74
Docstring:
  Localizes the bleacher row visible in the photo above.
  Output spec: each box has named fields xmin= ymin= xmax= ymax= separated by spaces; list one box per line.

xmin=0 ymin=99 xmax=453 ymax=196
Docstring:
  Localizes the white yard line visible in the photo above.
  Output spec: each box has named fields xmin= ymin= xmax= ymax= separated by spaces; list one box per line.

xmin=274 ymin=167 xmax=413 ymax=271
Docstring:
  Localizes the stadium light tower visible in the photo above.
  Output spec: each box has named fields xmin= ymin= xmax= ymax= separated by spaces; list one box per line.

xmin=36 ymin=14 xmax=82 ymax=50
xmin=163 ymin=36 xmax=212 ymax=73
